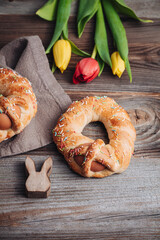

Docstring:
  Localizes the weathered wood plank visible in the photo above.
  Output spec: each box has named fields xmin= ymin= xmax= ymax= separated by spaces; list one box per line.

xmin=0 ymin=0 xmax=159 ymax=19
xmin=0 ymin=154 xmax=160 ymax=239
xmin=0 ymin=15 xmax=159 ymax=93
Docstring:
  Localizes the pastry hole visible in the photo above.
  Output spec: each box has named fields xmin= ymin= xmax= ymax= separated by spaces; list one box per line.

xmin=82 ymin=121 xmax=109 ymax=144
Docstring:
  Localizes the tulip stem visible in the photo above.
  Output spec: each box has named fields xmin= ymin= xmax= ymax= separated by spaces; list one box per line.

xmin=91 ymin=45 xmax=97 ymax=59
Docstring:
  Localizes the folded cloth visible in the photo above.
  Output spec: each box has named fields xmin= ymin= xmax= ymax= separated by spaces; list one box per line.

xmin=0 ymin=36 xmax=72 ymax=158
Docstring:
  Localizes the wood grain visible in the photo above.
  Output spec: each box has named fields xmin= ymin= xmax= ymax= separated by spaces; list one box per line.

xmin=0 ymin=154 xmax=160 ymax=239
xmin=0 ymin=8 xmax=160 ymax=240
xmin=0 ymin=0 xmax=159 ymax=18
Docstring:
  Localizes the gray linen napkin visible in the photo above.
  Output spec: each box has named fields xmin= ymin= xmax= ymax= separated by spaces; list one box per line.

xmin=0 ymin=35 xmax=72 ymax=157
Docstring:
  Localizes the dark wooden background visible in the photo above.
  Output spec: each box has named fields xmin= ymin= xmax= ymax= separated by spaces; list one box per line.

xmin=0 ymin=0 xmax=160 ymax=239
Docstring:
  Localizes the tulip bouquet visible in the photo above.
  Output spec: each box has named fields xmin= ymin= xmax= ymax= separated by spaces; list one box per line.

xmin=36 ymin=0 xmax=152 ymax=83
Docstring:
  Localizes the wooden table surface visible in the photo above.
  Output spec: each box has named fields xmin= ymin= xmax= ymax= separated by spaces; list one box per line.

xmin=0 ymin=1 xmax=160 ymax=239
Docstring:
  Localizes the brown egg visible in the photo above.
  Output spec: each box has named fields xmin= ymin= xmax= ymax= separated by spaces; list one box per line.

xmin=0 ymin=113 xmax=12 ymax=130
xmin=90 ymin=161 xmax=106 ymax=172
xmin=74 ymin=155 xmax=106 ymax=172
xmin=74 ymin=155 xmax=85 ymax=166
xmin=14 ymin=105 xmax=21 ymax=118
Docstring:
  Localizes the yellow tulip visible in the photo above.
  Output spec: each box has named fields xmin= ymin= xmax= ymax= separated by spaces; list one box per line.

xmin=111 ymin=51 xmax=125 ymax=78
xmin=53 ymin=39 xmax=71 ymax=73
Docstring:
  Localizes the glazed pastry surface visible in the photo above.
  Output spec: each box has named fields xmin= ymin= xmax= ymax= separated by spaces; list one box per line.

xmin=53 ymin=96 xmax=136 ymax=178
xmin=0 ymin=68 xmax=37 ymax=142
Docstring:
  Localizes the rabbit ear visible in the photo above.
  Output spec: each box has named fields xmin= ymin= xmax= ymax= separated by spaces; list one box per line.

xmin=41 ymin=157 xmax=52 ymax=176
xmin=25 ymin=156 xmax=36 ymax=175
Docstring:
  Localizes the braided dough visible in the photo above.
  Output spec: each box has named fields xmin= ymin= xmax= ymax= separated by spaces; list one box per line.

xmin=53 ymin=96 xmax=136 ymax=178
xmin=0 ymin=68 xmax=37 ymax=143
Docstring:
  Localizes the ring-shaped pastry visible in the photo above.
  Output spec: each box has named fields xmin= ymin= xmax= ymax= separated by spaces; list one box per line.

xmin=53 ymin=96 xmax=136 ymax=178
xmin=0 ymin=68 xmax=37 ymax=142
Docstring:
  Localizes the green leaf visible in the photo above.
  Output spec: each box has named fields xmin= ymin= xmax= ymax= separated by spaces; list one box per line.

xmin=102 ymin=0 xmax=132 ymax=82
xmin=62 ymin=21 xmax=68 ymax=39
xmin=102 ymin=0 xmax=128 ymax=61
xmin=96 ymin=53 xmax=105 ymax=76
xmin=125 ymin=58 xmax=132 ymax=83
xmin=113 ymin=0 xmax=153 ymax=23
xmin=52 ymin=60 xmax=57 ymax=73
xmin=95 ymin=1 xmax=112 ymax=67
xmin=77 ymin=0 xmax=99 ymax=38
xmin=36 ymin=0 xmax=58 ymax=21
xmin=46 ymin=0 xmax=72 ymax=54
xmin=62 ymin=22 xmax=90 ymax=57
xmin=68 ymin=39 xmax=90 ymax=57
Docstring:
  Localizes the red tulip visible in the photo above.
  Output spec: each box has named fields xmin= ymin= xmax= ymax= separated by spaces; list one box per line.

xmin=73 ymin=58 xmax=100 ymax=84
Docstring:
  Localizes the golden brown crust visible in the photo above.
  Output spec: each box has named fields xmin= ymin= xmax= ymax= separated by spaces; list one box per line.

xmin=53 ymin=96 xmax=136 ymax=178
xmin=0 ymin=68 xmax=37 ymax=142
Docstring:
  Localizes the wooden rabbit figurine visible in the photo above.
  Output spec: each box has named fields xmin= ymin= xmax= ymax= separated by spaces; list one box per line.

xmin=25 ymin=156 xmax=52 ymax=198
